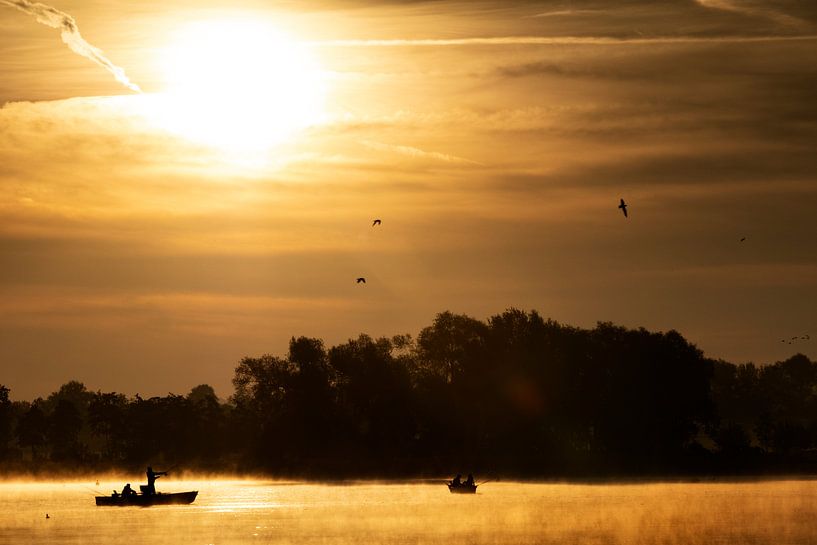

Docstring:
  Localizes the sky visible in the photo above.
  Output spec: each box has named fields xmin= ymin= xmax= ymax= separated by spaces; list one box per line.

xmin=1 ymin=0 xmax=816 ymax=400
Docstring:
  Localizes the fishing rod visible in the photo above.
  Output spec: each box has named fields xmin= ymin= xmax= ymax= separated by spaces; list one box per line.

xmin=78 ymin=484 xmax=105 ymax=496
xmin=162 ymin=463 xmax=182 ymax=477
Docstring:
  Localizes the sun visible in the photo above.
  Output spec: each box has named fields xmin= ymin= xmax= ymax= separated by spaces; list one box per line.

xmin=151 ymin=20 xmax=326 ymax=151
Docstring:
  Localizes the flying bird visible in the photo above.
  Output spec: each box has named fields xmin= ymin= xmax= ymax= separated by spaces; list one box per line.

xmin=356 ymin=277 xmax=366 ymax=284
xmin=618 ymin=198 xmax=628 ymax=218
xmin=372 ymin=219 xmax=381 ymax=226
xmin=740 ymin=237 xmax=746 ymax=242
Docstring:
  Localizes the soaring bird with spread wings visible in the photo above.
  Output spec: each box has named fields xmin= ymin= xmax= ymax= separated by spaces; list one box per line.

xmin=618 ymin=198 xmax=628 ymax=218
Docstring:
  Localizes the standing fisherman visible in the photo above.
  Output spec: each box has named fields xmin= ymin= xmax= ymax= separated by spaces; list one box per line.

xmin=144 ymin=466 xmax=167 ymax=495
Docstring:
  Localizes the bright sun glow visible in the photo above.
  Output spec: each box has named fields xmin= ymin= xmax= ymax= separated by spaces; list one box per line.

xmin=151 ymin=20 xmax=326 ymax=151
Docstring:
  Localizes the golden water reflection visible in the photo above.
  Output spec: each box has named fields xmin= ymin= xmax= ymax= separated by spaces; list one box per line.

xmin=1 ymin=479 xmax=816 ymax=544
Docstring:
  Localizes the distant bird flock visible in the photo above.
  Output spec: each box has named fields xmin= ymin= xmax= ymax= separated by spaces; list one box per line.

xmin=356 ymin=202 xmax=808 ymax=351
xmin=355 ymin=219 xmax=382 ymax=285
xmin=354 ymin=220 xmax=384 ymax=285
xmin=782 ymin=335 xmax=810 ymax=345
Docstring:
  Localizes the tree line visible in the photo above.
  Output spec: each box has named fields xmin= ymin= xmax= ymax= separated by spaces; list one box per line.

xmin=1 ymin=309 xmax=815 ymax=477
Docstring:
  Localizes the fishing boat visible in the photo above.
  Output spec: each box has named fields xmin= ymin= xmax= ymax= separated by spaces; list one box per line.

xmin=95 ymin=491 xmax=198 ymax=506
xmin=447 ymin=483 xmax=477 ymax=494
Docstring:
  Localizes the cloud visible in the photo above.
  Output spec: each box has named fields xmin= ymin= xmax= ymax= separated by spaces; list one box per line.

xmin=0 ymin=287 xmax=356 ymax=334
xmin=694 ymin=0 xmax=811 ymax=27
xmin=0 ymin=0 xmax=140 ymax=92
xmin=1 ymin=4 xmax=816 ymax=393
xmin=309 ymin=35 xmax=817 ymax=47
xmin=360 ymin=140 xmax=484 ymax=165
xmin=529 ymin=9 xmax=604 ymax=18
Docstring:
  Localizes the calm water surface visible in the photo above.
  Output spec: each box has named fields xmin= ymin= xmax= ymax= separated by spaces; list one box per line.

xmin=1 ymin=479 xmax=816 ymax=544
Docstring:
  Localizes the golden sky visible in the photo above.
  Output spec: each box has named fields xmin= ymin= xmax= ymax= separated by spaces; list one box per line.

xmin=1 ymin=0 xmax=816 ymax=399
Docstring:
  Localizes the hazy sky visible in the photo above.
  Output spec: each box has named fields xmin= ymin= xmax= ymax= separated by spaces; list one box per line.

xmin=1 ymin=0 xmax=816 ymax=400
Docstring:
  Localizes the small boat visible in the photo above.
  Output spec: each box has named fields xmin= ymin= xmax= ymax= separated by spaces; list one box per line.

xmin=447 ymin=483 xmax=477 ymax=494
xmin=95 ymin=491 xmax=198 ymax=507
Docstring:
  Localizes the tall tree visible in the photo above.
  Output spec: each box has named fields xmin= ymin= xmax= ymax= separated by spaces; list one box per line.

xmin=47 ymin=399 xmax=84 ymax=462
xmin=0 ymin=386 xmax=12 ymax=458
xmin=17 ymin=404 xmax=47 ymax=461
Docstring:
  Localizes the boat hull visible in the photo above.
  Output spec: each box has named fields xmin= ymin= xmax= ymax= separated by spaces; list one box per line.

xmin=95 ymin=491 xmax=198 ymax=506
xmin=448 ymin=484 xmax=477 ymax=494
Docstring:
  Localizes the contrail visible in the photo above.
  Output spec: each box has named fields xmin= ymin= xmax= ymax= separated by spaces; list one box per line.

xmin=0 ymin=0 xmax=141 ymax=92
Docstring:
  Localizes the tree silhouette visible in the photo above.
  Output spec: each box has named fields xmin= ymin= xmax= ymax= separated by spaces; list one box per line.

xmin=17 ymin=404 xmax=47 ymax=461
xmin=0 ymin=309 xmax=815 ymax=477
xmin=330 ymin=334 xmax=417 ymax=472
xmin=0 ymin=386 xmax=11 ymax=459
xmin=47 ymin=399 xmax=84 ymax=462
xmin=88 ymin=391 xmax=129 ymax=462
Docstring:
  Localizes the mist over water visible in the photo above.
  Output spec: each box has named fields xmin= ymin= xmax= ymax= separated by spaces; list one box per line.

xmin=2 ymin=480 xmax=816 ymax=544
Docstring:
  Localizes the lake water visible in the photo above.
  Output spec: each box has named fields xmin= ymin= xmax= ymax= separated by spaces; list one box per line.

xmin=1 ymin=479 xmax=816 ymax=544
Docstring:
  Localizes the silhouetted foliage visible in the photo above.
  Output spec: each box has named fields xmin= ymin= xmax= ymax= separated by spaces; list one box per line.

xmin=0 ymin=385 xmax=12 ymax=458
xmin=16 ymin=404 xmax=47 ymax=461
xmin=47 ymin=399 xmax=84 ymax=462
xmin=88 ymin=392 xmax=129 ymax=462
xmin=1 ymin=308 xmax=816 ymax=477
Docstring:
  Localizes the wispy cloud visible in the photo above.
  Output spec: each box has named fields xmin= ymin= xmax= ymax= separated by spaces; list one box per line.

xmin=694 ymin=0 xmax=810 ymax=28
xmin=528 ymin=9 xmax=603 ymax=18
xmin=361 ymin=140 xmax=483 ymax=165
xmin=309 ymin=35 xmax=817 ymax=47
xmin=0 ymin=0 xmax=140 ymax=92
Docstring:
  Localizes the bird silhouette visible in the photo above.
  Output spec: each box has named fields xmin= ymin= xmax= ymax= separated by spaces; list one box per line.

xmin=618 ymin=198 xmax=628 ymax=218
xmin=740 ymin=237 xmax=746 ymax=242
xmin=372 ymin=219 xmax=381 ymax=226
xmin=356 ymin=277 xmax=366 ymax=284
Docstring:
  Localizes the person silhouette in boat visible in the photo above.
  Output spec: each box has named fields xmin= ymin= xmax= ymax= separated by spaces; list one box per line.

xmin=464 ymin=474 xmax=475 ymax=487
xmin=144 ymin=466 xmax=168 ymax=495
xmin=122 ymin=483 xmax=136 ymax=497
xmin=450 ymin=474 xmax=462 ymax=487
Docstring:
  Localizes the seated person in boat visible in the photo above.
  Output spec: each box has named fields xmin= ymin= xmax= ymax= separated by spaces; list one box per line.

xmin=464 ymin=474 xmax=474 ymax=487
xmin=144 ymin=466 xmax=168 ymax=495
xmin=450 ymin=474 xmax=462 ymax=487
xmin=122 ymin=483 xmax=136 ymax=497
